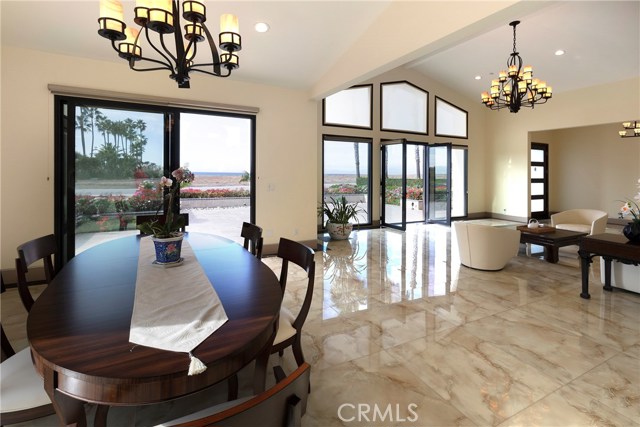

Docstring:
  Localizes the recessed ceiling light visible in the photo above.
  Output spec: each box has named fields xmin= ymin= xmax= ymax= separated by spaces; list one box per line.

xmin=254 ymin=22 xmax=270 ymax=33
xmin=555 ymin=49 xmax=565 ymax=56
xmin=474 ymin=75 xmax=482 ymax=80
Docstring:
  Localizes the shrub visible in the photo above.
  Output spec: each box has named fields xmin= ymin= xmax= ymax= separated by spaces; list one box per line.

xmin=180 ymin=188 xmax=250 ymax=198
xmin=128 ymin=181 xmax=162 ymax=212
xmin=76 ymin=195 xmax=98 ymax=216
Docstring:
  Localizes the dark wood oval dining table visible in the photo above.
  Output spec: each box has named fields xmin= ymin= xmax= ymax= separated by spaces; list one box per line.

xmin=27 ymin=233 xmax=282 ymax=427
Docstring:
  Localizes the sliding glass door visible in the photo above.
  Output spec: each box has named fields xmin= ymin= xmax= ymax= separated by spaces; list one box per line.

xmin=179 ymin=112 xmax=254 ymax=236
xmin=55 ymin=96 xmax=255 ymax=265
xmin=62 ymin=102 xmax=168 ymax=260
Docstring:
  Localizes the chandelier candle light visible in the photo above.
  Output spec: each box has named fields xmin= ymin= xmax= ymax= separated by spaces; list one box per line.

xmin=619 ymin=121 xmax=640 ymax=138
xmin=98 ymin=0 xmax=241 ymax=88
xmin=481 ymin=21 xmax=552 ymax=113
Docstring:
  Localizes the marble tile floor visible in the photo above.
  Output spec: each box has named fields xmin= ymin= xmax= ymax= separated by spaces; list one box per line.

xmin=2 ymin=223 xmax=639 ymax=426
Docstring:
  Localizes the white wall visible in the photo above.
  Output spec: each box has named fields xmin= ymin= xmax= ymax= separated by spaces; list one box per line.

xmin=0 ymin=46 xmax=317 ymax=269
xmin=486 ymin=77 xmax=640 ymax=219
xmin=532 ymin=123 xmax=640 ymax=217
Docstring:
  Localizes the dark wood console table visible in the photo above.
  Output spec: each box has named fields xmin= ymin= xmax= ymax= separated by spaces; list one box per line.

xmin=518 ymin=228 xmax=587 ymax=263
xmin=578 ymin=233 xmax=640 ymax=299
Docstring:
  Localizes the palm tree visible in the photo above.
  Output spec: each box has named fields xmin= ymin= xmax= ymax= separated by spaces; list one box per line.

xmin=88 ymin=108 xmax=102 ymax=158
xmin=415 ymin=145 xmax=421 ymax=179
xmin=75 ymin=107 xmax=91 ymax=156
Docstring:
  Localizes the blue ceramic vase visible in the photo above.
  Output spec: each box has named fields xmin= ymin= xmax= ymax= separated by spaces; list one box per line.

xmin=152 ymin=234 xmax=184 ymax=264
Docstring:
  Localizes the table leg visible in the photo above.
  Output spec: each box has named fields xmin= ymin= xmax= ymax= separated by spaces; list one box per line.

xmin=578 ymin=250 xmax=591 ymax=299
xmin=544 ymin=246 xmax=560 ymax=263
xmin=603 ymin=257 xmax=613 ymax=292
xmin=43 ymin=365 xmax=87 ymax=427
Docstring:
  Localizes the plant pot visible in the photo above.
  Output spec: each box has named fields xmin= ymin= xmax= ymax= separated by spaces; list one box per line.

xmin=623 ymin=221 xmax=640 ymax=243
xmin=151 ymin=233 xmax=184 ymax=264
xmin=326 ymin=222 xmax=353 ymax=240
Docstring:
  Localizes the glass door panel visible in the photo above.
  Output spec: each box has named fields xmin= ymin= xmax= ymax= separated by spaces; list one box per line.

xmin=427 ymin=144 xmax=451 ymax=225
xmin=179 ymin=112 xmax=253 ymax=242
xmin=73 ymin=105 xmax=165 ymax=254
xmin=406 ymin=144 xmax=426 ymax=223
xmin=381 ymin=140 xmax=406 ymax=230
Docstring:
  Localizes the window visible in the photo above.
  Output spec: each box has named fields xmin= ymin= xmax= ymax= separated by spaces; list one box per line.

xmin=435 ymin=97 xmax=468 ymax=139
xmin=55 ymin=96 xmax=255 ymax=264
xmin=381 ymin=81 xmax=428 ymax=134
xmin=322 ymin=136 xmax=371 ymax=226
xmin=323 ymin=85 xmax=373 ymax=129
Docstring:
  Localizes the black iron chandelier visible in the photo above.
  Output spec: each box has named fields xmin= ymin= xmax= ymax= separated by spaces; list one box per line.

xmin=481 ymin=21 xmax=552 ymax=113
xmin=98 ymin=0 xmax=241 ymax=88
xmin=619 ymin=121 xmax=640 ymax=138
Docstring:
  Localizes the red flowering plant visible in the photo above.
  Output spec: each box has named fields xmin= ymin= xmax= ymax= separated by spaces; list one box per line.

xmin=137 ymin=167 xmax=195 ymax=238
xmin=406 ymin=187 xmax=423 ymax=200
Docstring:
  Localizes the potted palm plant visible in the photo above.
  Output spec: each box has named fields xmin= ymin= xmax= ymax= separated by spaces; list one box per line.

xmin=318 ymin=196 xmax=365 ymax=240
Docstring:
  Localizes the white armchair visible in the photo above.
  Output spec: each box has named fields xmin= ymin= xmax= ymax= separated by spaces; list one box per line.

xmin=550 ymin=209 xmax=608 ymax=235
xmin=453 ymin=222 xmax=521 ymax=271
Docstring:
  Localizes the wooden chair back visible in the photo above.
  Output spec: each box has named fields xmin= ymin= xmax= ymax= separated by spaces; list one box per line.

xmin=276 ymin=238 xmax=315 ymax=295
xmin=272 ymin=238 xmax=315 ymax=367
xmin=241 ymin=222 xmax=264 ymax=259
xmin=15 ymin=234 xmax=56 ymax=312
xmin=164 ymin=363 xmax=311 ymax=427
xmin=136 ymin=213 xmax=189 ymax=235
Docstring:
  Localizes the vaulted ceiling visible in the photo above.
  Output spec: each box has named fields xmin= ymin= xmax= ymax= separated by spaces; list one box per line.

xmin=2 ymin=1 xmax=638 ymax=101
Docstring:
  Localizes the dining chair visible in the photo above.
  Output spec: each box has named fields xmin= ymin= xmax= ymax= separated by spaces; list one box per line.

xmin=241 ymin=222 xmax=264 ymax=259
xmin=159 ymin=363 xmax=310 ymax=427
xmin=1 ymin=323 xmax=55 ymax=425
xmin=272 ymin=238 xmax=315 ymax=367
xmin=136 ymin=213 xmax=190 ymax=234
xmin=15 ymin=234 xmax=56 ymax=313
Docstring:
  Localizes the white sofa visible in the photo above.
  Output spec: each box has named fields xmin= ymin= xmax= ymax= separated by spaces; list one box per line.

xmin=453 ymin=222 xmax=521 ymax=271
xmin=550 ymin=209 xmax=608 ymax=235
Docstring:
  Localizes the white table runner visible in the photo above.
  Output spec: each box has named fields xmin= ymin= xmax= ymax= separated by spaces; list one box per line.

xmin=130 ymin=236 xmax=229 ymax=375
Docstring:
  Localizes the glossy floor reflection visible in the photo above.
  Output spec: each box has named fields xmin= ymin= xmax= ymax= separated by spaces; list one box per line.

xmin=2 ymin=224 xmax=639 ymax=426
xmin=266 ymin=224 xmax=639 ymax=427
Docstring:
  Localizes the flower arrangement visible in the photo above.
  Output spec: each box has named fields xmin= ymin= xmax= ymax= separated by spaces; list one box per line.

xmin=619 ymin=179 xmax=640 ymax=223
xmin=138 ymin=167 xmax=195 ymax=238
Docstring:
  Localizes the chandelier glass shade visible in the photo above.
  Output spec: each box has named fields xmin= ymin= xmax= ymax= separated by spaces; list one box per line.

xmin=98 ymin=0 xmax=241 ymax=88
xmin=481 ymin=21 xmax=552 ymax=113
xmin=619 ymin=121 xmax=640 ymax=138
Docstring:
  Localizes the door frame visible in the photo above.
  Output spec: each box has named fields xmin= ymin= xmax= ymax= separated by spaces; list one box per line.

xmin=380 ymin=139 xmax=407 ymax=231
xmin=426 ymin=143 xmax=452 ymax=226
xmin=530 ymin=142 xmax=549 ymax=219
